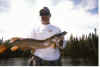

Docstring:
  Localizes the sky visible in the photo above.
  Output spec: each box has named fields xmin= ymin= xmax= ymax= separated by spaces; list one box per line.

xmin=0 ymin=0 xmax=98 ymax=40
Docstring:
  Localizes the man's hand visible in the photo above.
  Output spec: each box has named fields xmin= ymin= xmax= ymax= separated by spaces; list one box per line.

xmin=49 ymin=42 xmax=56 ymax=48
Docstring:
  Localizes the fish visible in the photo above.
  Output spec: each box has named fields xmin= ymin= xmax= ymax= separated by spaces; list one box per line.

xmin=10 ymin=31 xmax=67 ymax=53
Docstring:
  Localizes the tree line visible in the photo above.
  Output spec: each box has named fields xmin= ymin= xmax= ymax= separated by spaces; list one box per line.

xmin=63 ymin=31 xmax=98 ymax=65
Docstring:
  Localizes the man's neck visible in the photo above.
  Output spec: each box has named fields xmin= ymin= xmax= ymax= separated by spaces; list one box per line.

xmin=42 ymin=21 xmax=50 ymax=25
xmin=42 ymin=23 xmax=50 ymax=25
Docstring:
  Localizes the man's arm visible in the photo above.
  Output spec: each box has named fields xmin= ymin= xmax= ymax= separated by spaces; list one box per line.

xmin=62 ymin=40 xmax=67 ymax=49
xmin=56 ymin=27 xmax=67 ymax=49
xmin=59 ymin=36 xmax=67 ymax=50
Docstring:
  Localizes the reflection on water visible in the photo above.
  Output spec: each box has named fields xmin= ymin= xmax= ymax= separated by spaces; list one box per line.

xmin=0 ymin=58 xmax=28 ymax=66
xmin=0 ymin=57 xmax=95 ymax=66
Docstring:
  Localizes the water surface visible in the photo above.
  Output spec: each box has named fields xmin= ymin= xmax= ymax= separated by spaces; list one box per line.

xmin=0 ymin=57 xmax=95 ymax=66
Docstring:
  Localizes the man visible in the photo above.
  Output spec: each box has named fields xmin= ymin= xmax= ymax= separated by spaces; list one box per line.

xmin=29 ymin=7 xmax=66 ymax=66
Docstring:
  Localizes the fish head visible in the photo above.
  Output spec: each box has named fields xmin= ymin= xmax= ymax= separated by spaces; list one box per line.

xmin=51 ymin=31 xmax=67 ymax=48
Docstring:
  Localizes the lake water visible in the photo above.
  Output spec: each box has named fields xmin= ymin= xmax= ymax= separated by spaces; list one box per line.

xmin=0 ymin=57 xmax=96 ymax=66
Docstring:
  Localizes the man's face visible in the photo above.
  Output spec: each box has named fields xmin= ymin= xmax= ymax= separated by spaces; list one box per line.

xmin=41 ymin=16 xmax=50 ymax=24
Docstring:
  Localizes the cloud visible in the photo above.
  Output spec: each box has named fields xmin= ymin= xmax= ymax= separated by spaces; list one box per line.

xmin=80 ymin=0 xmax=98 ymax=10
xmin=72 ymin=0 xmax=98 ymax=14
xmin=0 ymin=0 xmax=9 ymax=12
xmin=0 ymin=0 xmax=34 ymax=40
xmin=50 ymin=0 xmax=98 ymax=39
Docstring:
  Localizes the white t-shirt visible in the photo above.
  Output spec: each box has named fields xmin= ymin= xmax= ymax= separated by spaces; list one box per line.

xmin=30 ymin=24 xmax=62 ymax=61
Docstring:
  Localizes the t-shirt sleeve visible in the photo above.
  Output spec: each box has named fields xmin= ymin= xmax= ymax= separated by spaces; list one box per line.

xmin=55 ymin=26 xmax=61 ymax=33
